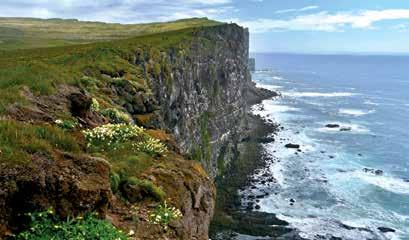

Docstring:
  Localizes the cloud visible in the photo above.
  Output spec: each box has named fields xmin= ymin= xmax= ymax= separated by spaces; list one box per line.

xmin=236 ymin=9 xmax=409 ymax=33
xmin=275 ymin=5 xmax=319 ymax=14
xmin=0 ymin=0 xmax=233 ymax=23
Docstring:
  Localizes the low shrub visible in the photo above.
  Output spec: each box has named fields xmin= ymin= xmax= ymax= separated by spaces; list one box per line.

xmin=101 ymin=108 xmax=131 ymax=124
xmin=125 ymin=177 xmax=166 ymax=202
xmin=109 ymin=172 xmax=121 ymax=194
xmin=83 ymin=124 xmax=167 ymax=156
xmin=90 ymin=98 xmax=100 ymax=112
xmin=82 ymin=124 xmax=144 ymax=151
xmin=133 ymin=137 xmax=167 ymax=157
xmin=148 ymin=201 xmax=182 ymax=231
xmin=110 ymin=153 xmax=154 ymax=178
xmin=55 ymin=119 xmax=78 ymax=130
xmin=16 ymin=208 xmax=128 ymax=240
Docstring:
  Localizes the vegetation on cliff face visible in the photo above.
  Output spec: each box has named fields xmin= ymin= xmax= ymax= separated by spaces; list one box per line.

xmin=0 ymin=17 xmax=221 ymax=239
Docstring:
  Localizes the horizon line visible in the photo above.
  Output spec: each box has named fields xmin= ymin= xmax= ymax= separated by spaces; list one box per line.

xmin=250 ymin=51 xmax=409 ymax=56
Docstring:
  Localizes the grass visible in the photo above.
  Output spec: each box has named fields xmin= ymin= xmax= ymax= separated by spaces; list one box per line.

xmin=0 ymin=120 xmax=81 ymax=166
xmin=125 ymin=177 xmax=166 ymax=202
xmin=16 ymin=208 xmax=128 ymax=240
xmin=0 ymin=17 xmax=221 ymax=50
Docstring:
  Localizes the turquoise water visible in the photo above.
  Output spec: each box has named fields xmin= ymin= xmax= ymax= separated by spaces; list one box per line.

xmin=248 ymin=53 xmax=409 ymax=240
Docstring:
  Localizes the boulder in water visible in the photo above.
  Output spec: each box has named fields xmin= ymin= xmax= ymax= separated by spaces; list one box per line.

xmin=377 ymin=227 xmax=396 ymax=233
xmin=340 ymin=127 xmax=352 ymax=132
xmin=285 ymin=143 xmax=300 ymax=149
xmin=326 ymin=124 xmax=340 ymax=128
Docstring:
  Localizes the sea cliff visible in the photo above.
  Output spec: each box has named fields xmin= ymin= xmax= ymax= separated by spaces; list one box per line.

xmin=0 ymin=19 xmax=273 ymax=239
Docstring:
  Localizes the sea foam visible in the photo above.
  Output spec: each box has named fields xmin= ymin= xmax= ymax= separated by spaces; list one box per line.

xmin=352 ymin=171 xmax=409 ymax=195
xmin=339 ymin=108 xmax=375 ymax=116
xmin=317 ymin=122 xmax=371 ymax=134
xmin=283 ymin=91 xmax=357 ymax=98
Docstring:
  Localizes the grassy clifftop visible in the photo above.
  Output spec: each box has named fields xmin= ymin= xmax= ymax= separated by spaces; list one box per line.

xmin=0 ymin=17 xmax=221 ymax=50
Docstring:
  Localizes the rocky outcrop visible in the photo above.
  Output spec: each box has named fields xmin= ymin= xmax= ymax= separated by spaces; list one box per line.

xmin=0 ymin=152 xmax=111 ymax=236
xmin=141 ymin=154 xmax=215 ymax=239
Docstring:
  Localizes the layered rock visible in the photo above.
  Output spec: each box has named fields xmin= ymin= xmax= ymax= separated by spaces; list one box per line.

xmin=0 ymin=152 xmax=111 ymax=235
xmin=147 ymin=24 xmax=256 ymax=178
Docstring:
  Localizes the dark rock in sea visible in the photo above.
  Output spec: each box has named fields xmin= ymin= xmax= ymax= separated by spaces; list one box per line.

xmin=255 ymin=205 xmax=261 ymax=210
xmin=329 ymin=155 xmax=335 ymax=159
xmin=330 ymin=237 xmax=342 ymax=240
xmin=378 ymin=227 xmax=396 ymax=233
xmin=358 ymin=153 xmax=363 ymax=156
xmin=326 ymin=124 xmax=340 ymax=128
xmin=285 ymin=143 xmax=300 ymax=149
xmin=289 ymin=198 xmax=295 ymax=203
xmin=363 ymin=168 xmax=384 ymax=175
xmin=320 ymin=151 xmax=326 ymax=154
xmin=404 ymin=179 xmax=409 ymax=183
xmin=340 ymin=127 xmax=352 ymax=132
xmin=375 ymin=169 xmax=383 ymax=175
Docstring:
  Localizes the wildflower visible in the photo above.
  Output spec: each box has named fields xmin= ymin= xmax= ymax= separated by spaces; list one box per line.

xmin=128 ymin=230 xmax=135 ymax=236
xmin=91 ymin=98 xmax=100 ymax=112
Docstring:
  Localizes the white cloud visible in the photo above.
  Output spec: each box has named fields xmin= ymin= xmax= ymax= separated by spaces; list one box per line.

xmin=275 ymin=5 xmax=319 ymax=14
xmin=236 ymin=9 xmax=409 ymax=33
xmin=0 ymin=0 xmax=233 ymax=23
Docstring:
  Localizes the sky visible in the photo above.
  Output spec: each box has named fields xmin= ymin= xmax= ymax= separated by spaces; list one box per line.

xmin=1 ymin=0 xmax=409 ymax=54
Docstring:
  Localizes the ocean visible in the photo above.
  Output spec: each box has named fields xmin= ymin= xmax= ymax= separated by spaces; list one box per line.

xmin=246 ymin=53 xmax=409 ymax=240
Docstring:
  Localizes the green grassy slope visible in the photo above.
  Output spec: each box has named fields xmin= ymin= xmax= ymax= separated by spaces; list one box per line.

xmin=0 ymin=17 xmax=220 ymax=50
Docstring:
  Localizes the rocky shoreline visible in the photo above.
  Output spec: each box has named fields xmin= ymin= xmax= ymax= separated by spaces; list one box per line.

xmin=210 ymin=88 xmax=399 ymax=240
xmin=209 ymin=87 xmax=305 ymax=239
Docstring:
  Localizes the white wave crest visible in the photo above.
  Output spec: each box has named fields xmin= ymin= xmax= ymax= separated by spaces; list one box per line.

xmin=283 ymin=91 xmax=357 ymax=98
xmin=317 ymin=122 xmax=370 ymax=134
xmin=339 ymin=108 xmax=375 ymax=116
xmin=255 ymin=83 xmax=283 ymax=90
xmin=352 ymin=171 xmax=409 ymax=195
xmin=364 ymin=100 xmax=379 ymax=106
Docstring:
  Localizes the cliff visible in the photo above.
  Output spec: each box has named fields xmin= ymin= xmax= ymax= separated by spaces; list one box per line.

xmin=0 ymin=19 xmax=267 ymax=239
xmin=149 ymin=24 xmax=252 ymax=178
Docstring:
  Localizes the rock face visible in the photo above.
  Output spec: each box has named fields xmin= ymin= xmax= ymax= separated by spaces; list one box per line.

xmin=0 ymin=152 xmax=111 ymax=235
xmin=140 ymin=155 xmax=216 ymax=239
xmin=148 ymin=24 xmax=261 ymax=178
